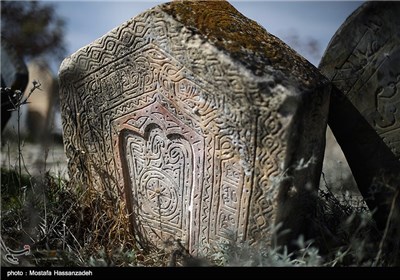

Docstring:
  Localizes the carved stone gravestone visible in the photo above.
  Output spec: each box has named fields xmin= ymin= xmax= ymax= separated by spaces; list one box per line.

xmin=59 ymin=1 xmax=330 ymax=254
xmin=319 ymin=1 xmax=400 ymax=230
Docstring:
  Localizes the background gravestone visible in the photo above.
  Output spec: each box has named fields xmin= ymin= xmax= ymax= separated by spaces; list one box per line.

xmin=319 ymin=1 xmax=400 ymax=231
xmin=59 ymin=1 xmax=330 ymax=254
xmin=1 ymin=39 xmax=29 ymax=132
xmin=24 ymin=59 xmax=58 ymax=143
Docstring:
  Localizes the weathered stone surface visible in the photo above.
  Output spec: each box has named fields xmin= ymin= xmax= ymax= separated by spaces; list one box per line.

xmin=319 ymin=1 xmax=400 ymax=229
xmin=59 ymin=1 xmax=330 ymax=254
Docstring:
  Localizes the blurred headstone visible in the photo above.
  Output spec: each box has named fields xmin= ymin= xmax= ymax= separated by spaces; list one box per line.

xmin=59 ymin=1 xmax=330 ymax=254
xmin=319 ymin=1 xmax=400 ymax=230
xmin=1 ymin=39 xmax=28 ymax=132
xmin=24 ymin=59 xmax=58 ymax=143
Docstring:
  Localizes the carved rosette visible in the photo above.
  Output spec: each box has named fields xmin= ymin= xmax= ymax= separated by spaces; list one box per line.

xmin=59 ymin=1 xmax=330 ymax=254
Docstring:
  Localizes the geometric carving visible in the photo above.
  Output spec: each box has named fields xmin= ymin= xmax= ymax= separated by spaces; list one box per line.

xmin=59 ymin=1 xmax=330 ymax=254
xmin=319 ymin=1 xmax=400 ymax=230
xmin=113 ymin=101 xmax=202 ymax=247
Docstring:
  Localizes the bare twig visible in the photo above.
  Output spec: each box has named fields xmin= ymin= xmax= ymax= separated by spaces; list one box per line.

xmin=373 ymin=189 xmax=399 ymax=266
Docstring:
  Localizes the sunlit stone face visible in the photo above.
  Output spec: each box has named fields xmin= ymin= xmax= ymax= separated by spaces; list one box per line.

xmin=59 ymin=1 xmax=329 ymax=254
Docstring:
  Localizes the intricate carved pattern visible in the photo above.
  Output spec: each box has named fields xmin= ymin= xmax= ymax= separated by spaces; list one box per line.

xmin=113 ymin=101 xmax=203 ymax=245
xmin=319 ymin=1 xmax=400 ymax=229
xmin=320 ymin=1 xmax=400 ymax=158
xmin=59 ymin=2 xmax=329 ymax=254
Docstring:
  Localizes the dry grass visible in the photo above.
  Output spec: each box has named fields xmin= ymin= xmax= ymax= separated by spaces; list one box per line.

xmin=2 ymin=162 xmax=399 ymax=267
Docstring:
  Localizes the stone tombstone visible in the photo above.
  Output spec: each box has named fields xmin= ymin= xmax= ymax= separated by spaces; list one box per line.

xmin=319 ymin=1 xmax=400 ymax=229
xmin=24 ymin=59 xmax=58 ymax=143
xmin=1 ymin=38 xmax=29 ymax=132
xmin=59 ymin=1 xmax=330 ymax=254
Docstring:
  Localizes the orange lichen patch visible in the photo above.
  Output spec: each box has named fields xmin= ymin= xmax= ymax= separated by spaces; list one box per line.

xmin=162 ymin=0 xmax=326 ymax=88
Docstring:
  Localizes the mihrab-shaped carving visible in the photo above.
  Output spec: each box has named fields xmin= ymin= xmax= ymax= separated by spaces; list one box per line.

xmin=59 ymin=1 xmax=330 ymax=254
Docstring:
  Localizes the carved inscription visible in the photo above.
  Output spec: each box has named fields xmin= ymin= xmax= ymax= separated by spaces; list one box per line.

xmin=320 ymin=1 xmax=400 ymax=158
xmin=59 ymin=1 xmax=330 ymax=254
xmin=319 ymin=1 xmax=400 ymax=229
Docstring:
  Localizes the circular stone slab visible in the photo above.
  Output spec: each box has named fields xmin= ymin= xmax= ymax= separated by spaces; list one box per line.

xmin=319 ymin=1 xmax=400 ymax=229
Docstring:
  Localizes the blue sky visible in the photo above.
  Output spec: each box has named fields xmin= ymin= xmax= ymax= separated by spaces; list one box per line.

xmin=46 ymin=0 xmax=364 ymax=72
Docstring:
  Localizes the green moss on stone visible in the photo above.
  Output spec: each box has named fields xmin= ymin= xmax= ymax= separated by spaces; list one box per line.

xmin=161 ymin=0 xmax=326 ymax=89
